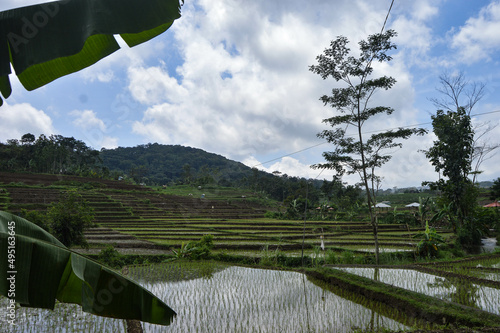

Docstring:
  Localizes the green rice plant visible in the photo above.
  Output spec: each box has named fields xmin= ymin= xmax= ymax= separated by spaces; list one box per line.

xmin=325 ymin=249 xmax=337 ymax=264
xmin=340 ymin=250 xmax=355 ymax=264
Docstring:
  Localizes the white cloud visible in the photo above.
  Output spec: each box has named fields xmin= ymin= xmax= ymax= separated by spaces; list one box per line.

xmin=243 ymin=155 xmax=335 ymax=180
xmin=130 ymin=0 xmax=417 ymax=165
xmin=71 ymin=109 xmax=106 ymax=132
xmin=128 ymin=66 xmax=188 ymax=105
xmin=100 ymin=136 xmax=119 ymax=149
xmin=451 ymin=1 xmax=500 ymax=63
xmin=70 ymin=109 xmax=118 ymax=149
xmin=0 ymin=102 xmax=55 ymax=141
xmin=4 ymin=0 xmax=499 ymax=188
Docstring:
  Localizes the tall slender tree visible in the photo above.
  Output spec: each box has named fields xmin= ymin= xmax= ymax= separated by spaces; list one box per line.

xmin=310 ymin=30 xmax=425 ymax=264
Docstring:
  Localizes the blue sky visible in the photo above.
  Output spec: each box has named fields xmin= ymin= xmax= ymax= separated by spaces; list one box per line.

xmin=1 ymin=0 xmax=500 ymax=189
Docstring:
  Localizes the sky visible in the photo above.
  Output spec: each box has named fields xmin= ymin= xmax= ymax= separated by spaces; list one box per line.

xmin=1 ymin=0 xmax=500 ymax=189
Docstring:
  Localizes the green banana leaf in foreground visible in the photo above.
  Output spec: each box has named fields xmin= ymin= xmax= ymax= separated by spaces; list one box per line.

xmin=0 ymin=0 xmax=182 ymax=105
xmin=0 ymin=211 xmax=176 ymax=326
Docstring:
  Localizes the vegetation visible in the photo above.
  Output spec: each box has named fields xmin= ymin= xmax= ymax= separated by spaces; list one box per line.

xmin=19 ymin=190 xmax=95 ymax=248
xmin=47 ymin=191 xmax=95 ymax=247
xmin=1 ymin=172 xmax=499 ymax=332
xmin=309 ymin=29 xmax=426 ymax=264
xmin=429 ymin=72 xmax=498 ymax=185
xmin=0 ymin=0 xmax=182 ymax=105
xmin=491 ymin=177 xmax=500 ymax=201
xmin=424 ymin=107 xmax=476 ymax=232
xmin=97 ymin=245 xmax=125 ymax=269
xmin=0 ymin=211 xmax=176 ymax=326
xmin=170 ymin=234 xmax=214 ymax=260
xmin=0 ymin=134 xmax=103 ymax=176
xmin=414 ymin=221 xmax=445 ymax=258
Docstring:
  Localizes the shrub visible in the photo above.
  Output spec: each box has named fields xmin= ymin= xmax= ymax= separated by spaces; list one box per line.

xmin=325 ymin=249 xmax=337 ymax=264
xmin=414 ymin=221 xmax=444 ymax=258
xmin=264 ymin=211 xmax=282 ymax=219
xmin=98 ymin=245 xmax=124 ymax=268
xmin=20 ymin=209 xmax=50 ymax=232
xmin=171 ymin=234 xmax=214 ymax=260
xmin=48 ymin=190 xmax=94 ymax=248
xmin=340 ymin=250 xmax=355 ymax=264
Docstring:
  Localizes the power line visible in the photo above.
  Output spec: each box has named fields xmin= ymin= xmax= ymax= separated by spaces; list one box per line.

xmin=252 ymin=109 xmax=500 ymax=168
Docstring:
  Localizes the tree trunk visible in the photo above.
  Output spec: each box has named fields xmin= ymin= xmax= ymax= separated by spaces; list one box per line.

xmin=126 ymin=320 xmax=144 ymax=333
xmin=372 ymin=219 xmax=379 ymax=265
xmin=121 ymin=266 xmax=143 ymax=333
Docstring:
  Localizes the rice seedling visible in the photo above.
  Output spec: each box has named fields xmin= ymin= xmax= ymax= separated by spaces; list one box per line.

xmin=134 ymin=263 xmax=410 ymax=333
xmin=0 ymin=261 xmax=410 ymax=332
xmin=335 ymin=267 xmax=500 ymax=315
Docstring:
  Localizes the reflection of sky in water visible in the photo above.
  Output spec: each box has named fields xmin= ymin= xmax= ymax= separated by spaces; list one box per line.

xmin=337 ymin=267 xmax=500 ymax=315
xmin=0 ymin=266 xmax=410 ymax=333
xmin=140 ymin=266 xmax=409 ymax=333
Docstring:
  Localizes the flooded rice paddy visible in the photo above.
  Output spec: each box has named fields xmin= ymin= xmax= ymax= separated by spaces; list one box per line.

xmin=0 ymin=262 xmax=417 ymax=333
xmin=336 ymin=266 xmax=500 ymax=315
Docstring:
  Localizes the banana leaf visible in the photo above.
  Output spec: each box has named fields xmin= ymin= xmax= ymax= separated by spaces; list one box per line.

xmin=0 ymin=0 xmax=182 ymax=106
xmin=0 ymin=211 xmax=176 ymax=326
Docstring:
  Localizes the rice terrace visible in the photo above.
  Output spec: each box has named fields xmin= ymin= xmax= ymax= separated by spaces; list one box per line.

xmin=2 ymin=0 xmax=500 ymax=332
xmin=1 ymin=171 xmax=500 ymax=332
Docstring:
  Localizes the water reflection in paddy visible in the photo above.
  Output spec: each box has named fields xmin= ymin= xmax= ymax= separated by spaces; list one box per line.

xmin=135 ymin=265 xmax=411 ymax=333
xmin=336 ymin=267 xmax=500 ymax=315
xmin=0 ymin=264 xmax=414 ymax=333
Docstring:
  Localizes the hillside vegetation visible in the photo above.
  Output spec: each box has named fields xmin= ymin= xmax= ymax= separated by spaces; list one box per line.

xmin=0 ymin=172 xmax=442 ymax=258
xmin=1 ymin=134 xmax=326 ymax=203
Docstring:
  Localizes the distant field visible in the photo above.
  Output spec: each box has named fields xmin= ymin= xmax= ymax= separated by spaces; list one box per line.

xmin=1 ymin=172 xmax=453 ymax=257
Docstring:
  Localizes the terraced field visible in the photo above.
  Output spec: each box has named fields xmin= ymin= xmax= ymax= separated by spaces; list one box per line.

xmin=0 ymin=172 xmax=452 ymax=256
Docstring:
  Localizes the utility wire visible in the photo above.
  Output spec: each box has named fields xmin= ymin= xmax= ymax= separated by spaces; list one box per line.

xmin=252 ymin=109 xmax=500 ymax=168
xmin=253 ymin=0 xmax=500 ymax=170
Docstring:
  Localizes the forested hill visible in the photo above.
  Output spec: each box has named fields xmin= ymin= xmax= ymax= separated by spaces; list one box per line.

xmin=100 ymin=143 xmax=254 ymax=186
xmin=1 ymin=135 xmax=322 ymax=202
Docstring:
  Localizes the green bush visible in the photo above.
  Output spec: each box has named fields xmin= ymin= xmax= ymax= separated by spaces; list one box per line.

xmin=325 ymin=249 xmax=337 ymax=264
xmin=264 ymin=211 xmax=282 ymax=219
xmin=98 ymin=245 xmax=124 ymax=268
xmin=48 ymin=190 xmax=94 ymax=248
xmin=171 ymin=234 xmax=214 ymax=260
xmin=20 ymin=209 xmax=49 ymax=232
xmin=340 ymin=250 xmax=355 ymax=264
xmin=415 ymin=221 xmax=444 ymax=258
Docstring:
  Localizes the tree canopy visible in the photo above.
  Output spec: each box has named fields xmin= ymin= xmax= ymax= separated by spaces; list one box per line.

xmin=0 ymin=134 xmax=102 ymax=176
xmin=423 ymin=107 xmax=477 ymax=234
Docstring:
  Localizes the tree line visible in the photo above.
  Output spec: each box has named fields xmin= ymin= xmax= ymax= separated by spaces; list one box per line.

xmin=0 ymin=133 xmax=103 ymax=177
xmin=1 ymin=135 xmax=364 ymax=205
